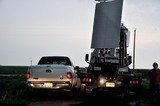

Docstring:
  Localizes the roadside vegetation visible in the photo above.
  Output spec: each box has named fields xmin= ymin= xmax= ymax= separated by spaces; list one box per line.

xmin=0 ymin=66 xmax=29 ymax=105
xmin=0 ymin=66 xmax=28 ymax=75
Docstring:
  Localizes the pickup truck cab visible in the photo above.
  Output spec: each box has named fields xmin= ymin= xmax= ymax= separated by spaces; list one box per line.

xmin=26 ymin=56 xmax=77 ymax=92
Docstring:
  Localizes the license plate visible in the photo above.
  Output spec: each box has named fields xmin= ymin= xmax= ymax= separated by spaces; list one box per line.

xmin=44 ymin=83 xmax=53 ymax=88
xmin=106 ymin=82 xmax=115 ymax=87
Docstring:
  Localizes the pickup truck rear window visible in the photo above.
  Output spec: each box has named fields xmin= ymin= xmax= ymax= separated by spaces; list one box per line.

xmin=38 ymin=57 xmax=72 ymax=66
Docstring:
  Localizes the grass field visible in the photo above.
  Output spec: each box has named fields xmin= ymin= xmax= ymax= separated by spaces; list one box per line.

xmin=0 ymin=66 xmax=29 ymax=105
xmin=0 ymin=66 xmax=28 ymax=75
xmin=0 ymin=76 xmax=29 ymax=105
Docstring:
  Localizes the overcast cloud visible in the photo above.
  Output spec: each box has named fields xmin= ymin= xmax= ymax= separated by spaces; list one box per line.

xmin=0 ymin=0 xmax=160 ymax=69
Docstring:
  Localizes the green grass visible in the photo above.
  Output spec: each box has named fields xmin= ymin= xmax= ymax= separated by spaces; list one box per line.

xmin=0 ymin=66 xmax=30 ymax=105
xmin=0 ymin=66 xmax=28 ymax=75
xmin=0 ymin=76 xmax=30 ymax=105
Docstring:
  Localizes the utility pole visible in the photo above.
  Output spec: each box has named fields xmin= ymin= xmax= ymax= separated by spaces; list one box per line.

xmin=133 ymin=29 xmax=136 ymax=70
xmin=30 ymin=60 xmax=32 ymax=66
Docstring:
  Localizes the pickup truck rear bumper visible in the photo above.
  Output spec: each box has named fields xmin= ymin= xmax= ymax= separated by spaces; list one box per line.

xmin=27 ymin=81 xmax=72 ymax=90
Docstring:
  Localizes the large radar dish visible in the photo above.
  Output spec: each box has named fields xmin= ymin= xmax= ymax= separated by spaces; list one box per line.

xmin=91 ymin=0 xmax=124 ymax=48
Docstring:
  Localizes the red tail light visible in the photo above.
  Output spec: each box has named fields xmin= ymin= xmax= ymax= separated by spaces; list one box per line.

xmin=26 ymin=72 xmax=31 ymax=79
xmin=82 ymin=78 xmax=92 ymax=83
xmin=83 ymin=78 xmax=86 ymax=82
xmin=89 ymin=78 xmax=92 ymax=82
xmin=66 ymin=72 xmax=72 ymax=79
xmin=130 ymin=80 xmax=139 ymax=84
xmin=86 ymin=78 xmax=89 ymax=82
xmin=135 ymin=80 xmax=139 ymax=84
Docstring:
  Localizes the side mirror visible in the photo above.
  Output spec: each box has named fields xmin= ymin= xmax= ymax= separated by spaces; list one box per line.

xmin=85 ymin=54 xmax=89 ymax=63
xmin=74 ymin=66 xmax=80 ymax=74
xmin=74 ymin=66 xmax=79 ymax=70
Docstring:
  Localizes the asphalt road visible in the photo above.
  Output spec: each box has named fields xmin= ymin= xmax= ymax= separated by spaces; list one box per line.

xmin=28 ymin=90 xmax=154 ymax=106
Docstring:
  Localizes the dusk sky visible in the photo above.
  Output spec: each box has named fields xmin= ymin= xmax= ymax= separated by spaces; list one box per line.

xmin=0 ymin=0 xmax=160 ymax=69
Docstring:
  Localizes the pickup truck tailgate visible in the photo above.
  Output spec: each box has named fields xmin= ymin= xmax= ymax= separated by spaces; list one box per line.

xmin=29 ymin=65 xmax=72 ymax=80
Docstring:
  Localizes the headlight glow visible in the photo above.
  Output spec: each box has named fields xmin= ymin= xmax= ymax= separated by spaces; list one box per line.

xmin=99 ymin=78 xmax=106 ymax=85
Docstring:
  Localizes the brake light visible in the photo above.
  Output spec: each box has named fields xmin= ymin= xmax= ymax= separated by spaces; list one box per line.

xmin=26 ymin=72 xmax=31 ymax=79
xmin=130 ymin=80 xmax=139 ymax=84
xmin=82 ymin=78 xmax=92 ymax=83
xmin=66 ymin=72 xmax=72 ymax=79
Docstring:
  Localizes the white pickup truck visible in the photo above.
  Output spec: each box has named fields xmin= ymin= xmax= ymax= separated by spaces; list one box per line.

xmin=26 ymin=56 xmax=77 ymax=92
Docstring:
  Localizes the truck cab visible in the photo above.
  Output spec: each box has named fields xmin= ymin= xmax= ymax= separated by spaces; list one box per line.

xmin=82 ymin=26 xmax=141 ymax=95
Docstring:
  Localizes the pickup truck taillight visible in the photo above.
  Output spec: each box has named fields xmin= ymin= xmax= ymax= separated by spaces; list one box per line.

xmin=26 ymin=72 xmax=31 ymax=79
xmin=66 ymin=72 xmax=72 ymax=79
